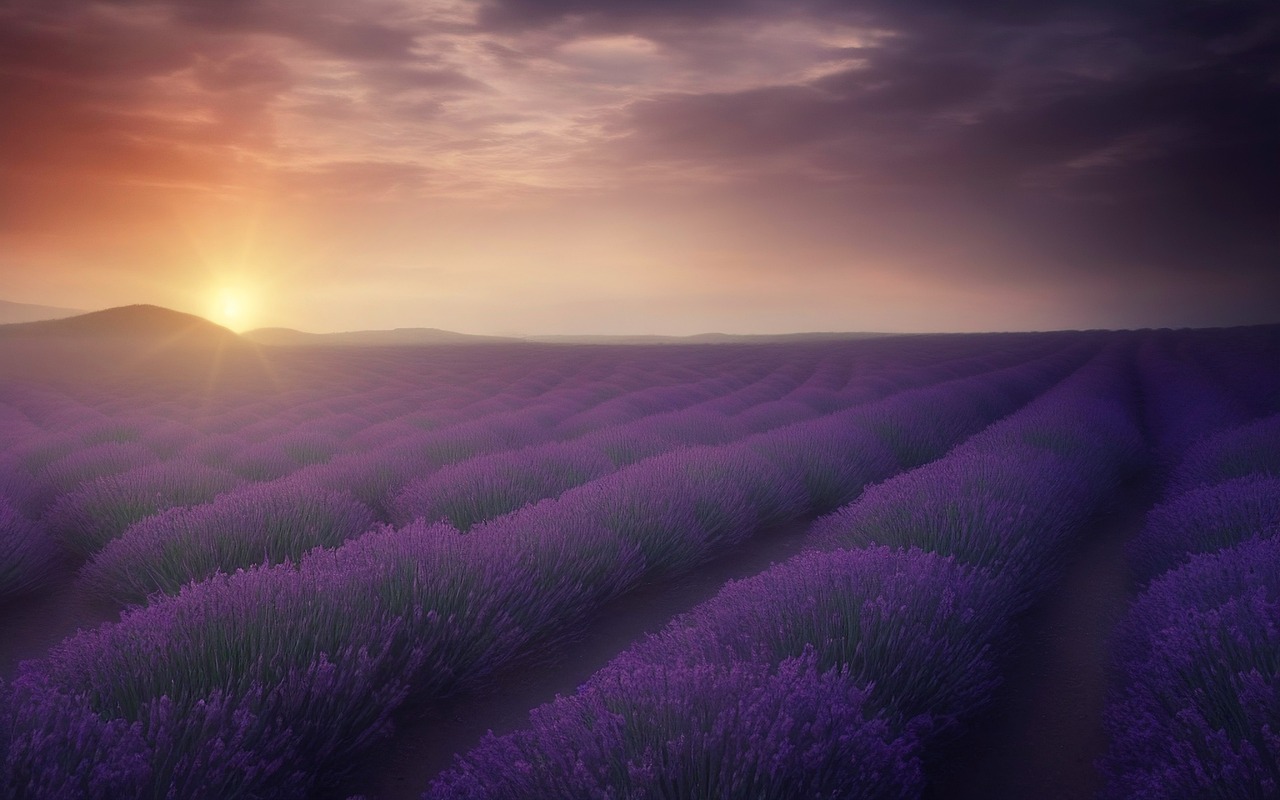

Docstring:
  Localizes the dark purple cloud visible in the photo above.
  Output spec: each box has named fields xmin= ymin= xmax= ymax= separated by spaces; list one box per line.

xmin=570 ymin=0 xmax=1280 ymax=306
xmin=1 ymin=0 xmax=1275 ymax=330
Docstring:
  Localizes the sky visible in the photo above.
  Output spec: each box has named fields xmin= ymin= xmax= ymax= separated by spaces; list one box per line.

xmin=1 ymin=0 xmax=1277 ymax=335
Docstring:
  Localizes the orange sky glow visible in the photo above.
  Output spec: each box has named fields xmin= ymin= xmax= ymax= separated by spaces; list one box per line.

xmin=1 ymin=1 xmax=1276 ymax=334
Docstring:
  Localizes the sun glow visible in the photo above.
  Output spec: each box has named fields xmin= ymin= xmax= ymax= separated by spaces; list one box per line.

xmin=210 ymin=287 xmax=255 ymax=332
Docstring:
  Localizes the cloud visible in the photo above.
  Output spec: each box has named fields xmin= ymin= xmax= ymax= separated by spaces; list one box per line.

xmin=590 ymin=0 xmax=1279 ymax=286
xmin=1 ymin=0 xmax=1276 ymax=329
xmin=279 ymin=160 xmax=435 ymax=198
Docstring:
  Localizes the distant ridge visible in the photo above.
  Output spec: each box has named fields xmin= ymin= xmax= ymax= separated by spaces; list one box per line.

xmin=524 ymin=331 xmax=894 ymax=344
xmin=244 ymin=327 xmax=890 ymax=346
xmin=243 ymin=327 xmax=521 ymax=346
xmin=0 ymin=299 xmax=87 ymax=325
xmin=0 ymin=304 xmax=240 ymax=346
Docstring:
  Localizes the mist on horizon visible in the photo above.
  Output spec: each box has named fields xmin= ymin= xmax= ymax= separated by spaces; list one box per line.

xmin=1 ymin=0 xmax=1276 ymax=335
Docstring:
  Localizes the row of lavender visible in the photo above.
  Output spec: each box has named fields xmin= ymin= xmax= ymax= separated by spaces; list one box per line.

xmin=1 ymin=343 xmax=820 ymax=512
xmin=1 ymin=338 xmax=971 ymax=603
xmin=1099 ymin=329 xmax=1280 ymax=798
xmin=423 ymin=340 xmax=1148 ymax=797
xmin=74 ymin=338 xmax=1083 ymax=608
xmin=0 ymin=334 xmax=1069 ymax=608
xmin=0 ymin=342 xmax=1086 ymax=798
xmin=1 ymin=344 xmax=774 ymax=596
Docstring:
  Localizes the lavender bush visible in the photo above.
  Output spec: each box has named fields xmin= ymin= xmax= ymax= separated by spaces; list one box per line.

xmin=811 ymin=347 xmax=1143 ymax=592
xmin=1167 ymin=412 xmax=1280 ymax=495
xmin=427 ymin=650 xmax=924 ymax=800
xmin=44 ymin=461 xmax=244 ymax=558
xmin=1127 ymin=475 xmax=1280 ymax=584
xmin=1100 ymin=537 xmax=1280 ymax=799
xmin=80 ymin=480 xmax=375 ymax=603
xmin=426 ymin=547 xmax=1003 ymax=799
xmin=0 ymin=498 xmax=59 ymax=601
xmin=17 ymin=441 xmax=159 ymax=516
xmin=389 ymin=442 xmax=616 ymax=529
xmin=3 ymin=517 xmax=643 ymax=798
xmin=623 ymin=546 xmax=1011 ymax=728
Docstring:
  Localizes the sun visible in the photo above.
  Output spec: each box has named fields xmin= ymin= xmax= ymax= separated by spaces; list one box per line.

xmin=210 ymin=287 xmax=255 ymax=332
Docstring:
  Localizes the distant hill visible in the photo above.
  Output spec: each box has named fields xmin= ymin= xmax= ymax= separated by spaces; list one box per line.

xmin=0 ymin=304 xmax=240 ymax=346
xmin=243 ymin=327 xmax=521 ymax=346
xmin=524 ymin=331 xmax=894 ymax=345
xmin=245 ymin=327 xmax=892 ymax=346
xmin=1 ymin=304 xmax=891 ymax=349
xmin=0 ymin=299 xmax=87 ymax=325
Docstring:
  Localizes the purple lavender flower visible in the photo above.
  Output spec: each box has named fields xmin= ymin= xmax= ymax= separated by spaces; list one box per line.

xmin=80 ymin=478 xmax=375 ymax=603
xmin=1100 ymin=538 xmax=1280 ymax=800
xmin=0 ymin=498 xmax=59 ymax=600
xmin=426 ymin=650 xmax=924 ymax=800
xmin=44 ymin=460 xmax=244 ymax=558
xmin=1169 ymin=412 xmax=1280 ymax=495
xmin=1128 ymin=475 xmax=1280 ymax=583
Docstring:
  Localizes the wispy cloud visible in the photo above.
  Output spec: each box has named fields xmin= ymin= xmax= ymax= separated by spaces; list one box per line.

xmin=1 ymin=0 xmax=1275 ymax=331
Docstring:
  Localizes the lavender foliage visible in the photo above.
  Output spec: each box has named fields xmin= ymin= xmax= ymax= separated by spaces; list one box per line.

xmin=389 ymin=442 xmax=616 ymax=529
xmin=80 ymin=480 xmax=375 ymax=603
xmin=1168 ymin=412 xmax=1280 ymax=496
xmin=1100 ymin=538 xmax=1280 ymax=800
xmin=0 ymin=332 xmax=1107 ymax=798
xmin=44 ymin=461 xmax=244 ymax=558
xmin=1127 ymin=475 xmax=1280 ymax=584
xmin=426 ymin=547 xmax=1001 ymax=798
xmin=0 ymin=498 xmax=59 ymax=601
xmin=811 ymin=347 xmax=1143 ymax=594
xmin=427 ymin=650 xmax=924 ymax=800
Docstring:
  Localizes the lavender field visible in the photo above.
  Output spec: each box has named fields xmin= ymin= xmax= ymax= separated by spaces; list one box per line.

xmin=1 ymin=313 xmax=1278 ymax=799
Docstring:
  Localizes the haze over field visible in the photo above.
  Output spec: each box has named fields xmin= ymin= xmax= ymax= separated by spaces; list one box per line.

xmin=1 ymin=0 xmax=1276 ymax=334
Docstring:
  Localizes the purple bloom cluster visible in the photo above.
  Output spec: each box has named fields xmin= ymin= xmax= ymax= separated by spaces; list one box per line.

xmin=426 ymin=547 xmax=994 ymax=800
xmin=44 ymin=460 xmax=244 ymax=558
xmin=1100 ymin=538 xmax=1280 ymax=799
xmin=0 ymin=341 xmax=1087 ymax=798
xmin=811 ymin=344 xmax=1144 ymax=595
xmin=1168 ymin=412 xmax=1280 ymax=496
xmin=427 ymin=347 xmax=1146 ymax=799
xmin=435 ymin=652 xmax=924 ymax=800
xmin=1127 ymin=475 xmax=1280 ymax=584
xmin=1101 ymin=353 xmax=1280 ymax=799
xmin=79 ymin=480 xmax=375 ymax=604
xmin=0 ymin=498 xmax=59 ymax=601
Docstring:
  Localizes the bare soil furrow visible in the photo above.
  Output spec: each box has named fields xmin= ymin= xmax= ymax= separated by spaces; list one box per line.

xmin=924 ymin=474 xmax=1159 ymax=799
xmin=332 ymin=519 xmax=813 ymax=800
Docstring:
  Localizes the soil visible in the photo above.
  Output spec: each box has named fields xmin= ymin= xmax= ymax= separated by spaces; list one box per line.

xmin=923 ymin=473 xmax=1159 ymax=800
xmin=0 ymin=477 xmax=1157 ymax=800
xmin=330 ymin=519 xmax=814 ymax=800
xmin=0 ymin=560 xmax=118 ymax=681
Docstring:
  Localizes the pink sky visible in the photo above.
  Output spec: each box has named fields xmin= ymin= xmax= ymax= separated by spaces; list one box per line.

xmin=2 ymin=1 xmax=1276 ymax=334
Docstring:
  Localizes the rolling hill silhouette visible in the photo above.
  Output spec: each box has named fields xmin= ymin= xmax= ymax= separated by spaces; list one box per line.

xmin=0 ymin=304 xmax=239 ymax=345
xmin=0 ymin=299 xmax=86 ymax=325
xmin=0 ymin=305 xmax=272 ymax=385
xmin=243 ymin=327 xmax=521 ymax=346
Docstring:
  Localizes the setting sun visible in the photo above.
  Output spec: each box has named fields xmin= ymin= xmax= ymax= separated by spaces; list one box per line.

xmin=210 ymin=288 xmax=254 ymax=332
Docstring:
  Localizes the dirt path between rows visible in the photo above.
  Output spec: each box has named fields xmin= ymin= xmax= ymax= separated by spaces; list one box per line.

xmin=0 ymin=561 xmax=118 ymax=682
xmin=330 ymin=519 xmax=814 ymax=800
xmin=1 ymin=475 xmax=1155 ymax=800
xmin=923 ymin=473 xmax=1158 ymax=800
